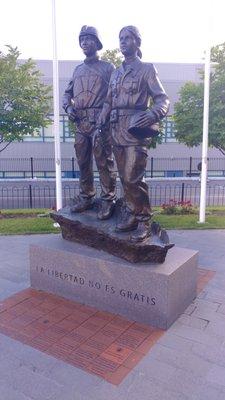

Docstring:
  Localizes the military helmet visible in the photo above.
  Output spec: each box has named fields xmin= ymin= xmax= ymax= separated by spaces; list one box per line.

xmin=79 ymin=25 xmax=103 ymax=50
xmin=128 ymin=111 xmax=159 ymax=139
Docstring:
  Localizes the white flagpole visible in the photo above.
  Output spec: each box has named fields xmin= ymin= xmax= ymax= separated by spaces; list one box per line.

xmin=199 ymin=43 xmax=211 ymax=223
xmin=52 ymin=0 xmax=62 ymax=210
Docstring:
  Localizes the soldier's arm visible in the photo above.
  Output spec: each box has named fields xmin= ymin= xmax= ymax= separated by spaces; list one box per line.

xmin=133 ymin=65 xmax=170 ymax=129
xmin=97 ymin=71 xmax=114 ymax=129
xmin=62 ymin=71 xmax=78 ymax=122
xmin=62 ymin=75 xmax=74 ymax=113
xmin=107 ymin=63 xmax=115 ymax=81
xmin=147 ymin=64 xmax=170 ymax=124
xmin=97 ymin=101 xmax=111 ymax=129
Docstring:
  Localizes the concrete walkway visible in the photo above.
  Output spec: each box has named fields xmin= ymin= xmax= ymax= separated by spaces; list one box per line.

xmin=0 ymin=230 xmax=225 ymax=400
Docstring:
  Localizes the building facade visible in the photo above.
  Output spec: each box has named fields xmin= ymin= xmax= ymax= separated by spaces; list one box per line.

xmin=1 ymin=60 xmax=224 ymax=179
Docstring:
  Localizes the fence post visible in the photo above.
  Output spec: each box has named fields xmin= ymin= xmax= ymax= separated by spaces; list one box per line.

xmin=189 ymin=156 xmax=192 ymax=177
xmin=29 ymin=184 xmax=33 ymax=208
xmin=150 ymin=157 xmax=154 ymax=178
xmin=72 ymin=157 xmax=75 ymax=178
xmin=181 ymin=182 xmax=185 ymax=202
xmin=30 ymin=157 xmax=34 ymax=179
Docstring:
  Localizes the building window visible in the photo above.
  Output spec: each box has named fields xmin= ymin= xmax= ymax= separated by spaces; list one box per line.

xmin=22 ymin=114 xmax=177 ymax=144
xmin=162 ymin=116 xmax=177 ymax=143
xmin=22 ymin=114 xmax=75 ymax=143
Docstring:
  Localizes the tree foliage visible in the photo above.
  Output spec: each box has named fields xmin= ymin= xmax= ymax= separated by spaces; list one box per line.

xmin=174 ymin=42 xmax=225 ymax=155
xmin=101 ymin=48 xmax=123 ymax=68
xmin=0 ymin=46 xmax=52 ymax=152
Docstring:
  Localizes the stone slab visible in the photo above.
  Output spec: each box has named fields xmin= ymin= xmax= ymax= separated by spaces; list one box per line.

xmin=30 ymin=236 xmax=198 ymax=329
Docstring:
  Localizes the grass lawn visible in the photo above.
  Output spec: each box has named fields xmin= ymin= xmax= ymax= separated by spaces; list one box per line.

xmin=0 ymin=209 xmax=60 ymax=235
xmin=0 ymin=207 xmax=225 ymax=235
xmin=154 ymin=213 xmax=225 ymax=229
xmin=0 ymin=217 xmax=60 ymax=235
xmin=0 ymin=209 xmax=47 ymax=215
xmin=153 ymin=206 xmax=225 ymax=229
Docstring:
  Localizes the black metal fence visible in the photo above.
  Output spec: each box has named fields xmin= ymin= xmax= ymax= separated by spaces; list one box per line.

xmin=1 ymin=181 xmax=225 ymax=209
xmin=1 ymin=157 xmax=225 ymax=179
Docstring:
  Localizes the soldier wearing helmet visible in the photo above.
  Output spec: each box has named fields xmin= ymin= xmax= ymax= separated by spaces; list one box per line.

xmin=63 ymin=26 xmax=116 ymax=220
xmin=98 ymin=26 xmax=169 ymax=242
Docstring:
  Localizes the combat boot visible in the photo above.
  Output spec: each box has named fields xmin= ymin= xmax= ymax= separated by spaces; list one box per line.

xmin=116 ymin=213 xmax=138 ymax=232
xmin=70 ymin=196 xmax=94 ymax=213
xmin=130 ymin=221 xmax=151 ymax=243
xmin=97 ymin=200 xmax=115 ymax=220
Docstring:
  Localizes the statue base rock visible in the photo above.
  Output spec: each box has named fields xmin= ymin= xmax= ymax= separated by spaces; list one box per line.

xmin=50 ymin=201 xmax=174 ymax=264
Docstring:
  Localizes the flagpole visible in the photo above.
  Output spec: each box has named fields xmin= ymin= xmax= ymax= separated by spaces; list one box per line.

xmin=52 ymin=0 xmax=62 ymax=210
xmin=199 ymin=43 xmax=211 ymax=223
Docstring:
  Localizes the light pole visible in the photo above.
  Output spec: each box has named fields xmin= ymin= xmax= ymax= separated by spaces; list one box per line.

xmin=52 ymin=0 xmax=62 ymax=210
xmin=199 ymin=43 xmax=211 ymax=223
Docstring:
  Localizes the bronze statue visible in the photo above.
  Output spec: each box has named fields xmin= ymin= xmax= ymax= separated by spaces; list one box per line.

xmin=63 ymin=26 xmax=116 ymax=220
xmin=98 ymin=26 xmax=170 ymax=242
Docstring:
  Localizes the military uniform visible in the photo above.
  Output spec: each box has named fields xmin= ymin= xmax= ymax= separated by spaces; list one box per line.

xmin=103 ymin=56 xmax=169 ymax=222
xmin=63 ymin=56 xmax=116 ymax=203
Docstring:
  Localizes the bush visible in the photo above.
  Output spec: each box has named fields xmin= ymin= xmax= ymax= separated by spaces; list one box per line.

xmin=161 ymin=199 xmax=195 ymax=215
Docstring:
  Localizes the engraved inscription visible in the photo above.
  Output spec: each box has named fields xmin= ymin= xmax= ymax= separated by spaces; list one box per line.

xmin=35 ymin=266 xmax=156 ymax=306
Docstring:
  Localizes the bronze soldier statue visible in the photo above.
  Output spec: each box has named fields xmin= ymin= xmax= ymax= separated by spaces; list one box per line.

xmin=63 ymin=26 xmax=116 ymax=220
xmin=98 ymin=26 xmax=170 ymax=242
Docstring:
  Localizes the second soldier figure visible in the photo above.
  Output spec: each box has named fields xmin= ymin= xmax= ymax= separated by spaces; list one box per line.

xmin=98 ymin=26 xmax=170 ymax=242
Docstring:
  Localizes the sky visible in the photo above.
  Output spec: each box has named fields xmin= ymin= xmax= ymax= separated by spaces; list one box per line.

xmin=0 ymin=0 xmax=225 ymax=63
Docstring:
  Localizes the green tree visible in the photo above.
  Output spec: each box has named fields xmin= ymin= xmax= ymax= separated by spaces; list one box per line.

xmin=0 ymin=46 xmax=52 ymax=152
xmin=174 ymin=42 xmax=225 ymax=155
xmin=101 ymin=48 xmax=122 ymax=68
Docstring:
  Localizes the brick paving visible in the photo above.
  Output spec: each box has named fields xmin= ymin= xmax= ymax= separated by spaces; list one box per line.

xmin=0 ymin=268 xmax=213 ymax=386
xmin=0 ymin=231 xmax=225 ymax=399
xmin=0 ymin=287 xmax=163 ymax=385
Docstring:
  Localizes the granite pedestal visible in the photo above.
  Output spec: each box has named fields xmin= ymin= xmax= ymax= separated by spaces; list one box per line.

xmin=30 ymin=236 xmax=198 ymax=329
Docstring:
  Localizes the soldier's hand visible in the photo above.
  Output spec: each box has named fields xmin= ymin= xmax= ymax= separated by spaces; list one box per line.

xmin=134 ymin=111 xmax=155 ymax=128
xmin=96 ymin=113 xmax=107 ymax=129
xmin=66 ymin=106 xmax=77 ymax=122
xmin=92 ymin=127 xmax=102 ymax=147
